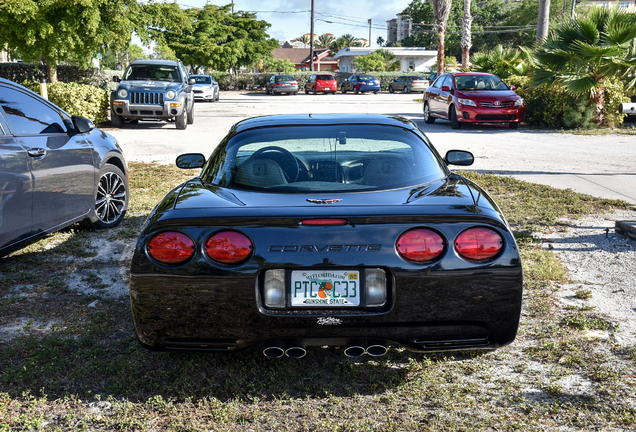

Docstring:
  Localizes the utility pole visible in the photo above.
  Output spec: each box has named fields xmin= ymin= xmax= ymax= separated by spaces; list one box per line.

xmin=310 ymin=0 xmax=314 ymax=71
xmin=368 ymin=18 xmax=372 ymax=48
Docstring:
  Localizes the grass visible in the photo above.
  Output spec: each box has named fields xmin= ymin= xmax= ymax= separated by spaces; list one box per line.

xmin=0 ymin=163 xmax=634 ymax=431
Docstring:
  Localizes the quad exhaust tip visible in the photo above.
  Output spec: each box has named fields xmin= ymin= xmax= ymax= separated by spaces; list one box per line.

xmin=344 ymin=339 xmax=388 ymax=357
xmin=264 ymin=339 xmax=388 ymax=358
xmin=263 ymin=339 xmax=307 ymax=358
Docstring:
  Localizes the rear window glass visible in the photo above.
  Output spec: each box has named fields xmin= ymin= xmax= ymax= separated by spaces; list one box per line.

xmin=276 ymin=75 xmax=295 ymax=82
xmin=202 ymin=124 xmax=446 ymax=193
xmin=358 ymin=75 xmax=376 ymax=81
xmin=316 ymin=75 xmax=335 ymax=80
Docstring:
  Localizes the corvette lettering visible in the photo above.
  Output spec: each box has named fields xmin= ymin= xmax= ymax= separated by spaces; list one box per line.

xmin=268 ymin=244 xmax=381 ymax=252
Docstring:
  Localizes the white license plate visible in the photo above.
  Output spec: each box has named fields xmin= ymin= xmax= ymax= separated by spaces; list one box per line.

xmin=291 ymin=270 xmax=359 ymax=307
xmin=324 ymin=87 xmax=330 ymax=90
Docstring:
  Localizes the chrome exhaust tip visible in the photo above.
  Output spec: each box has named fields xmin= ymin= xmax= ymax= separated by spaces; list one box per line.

xmin=285 ymin=340 xmax=307 ymax=358
xmin=344 ymin=339 xmax=367 ymax=357
xmin=263 ymin=339 xmax=285 ymax=358
xmin=366 ymin=340 xmax=388 ymax=357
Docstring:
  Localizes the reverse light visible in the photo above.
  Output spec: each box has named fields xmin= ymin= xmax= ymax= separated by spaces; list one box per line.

xmin=147 ymin=232 xmax=195 ymax=264
xmin=396 ymin=229 xmax=445 ymax=263
xmin=205 ymin=231 xmax=253 ymax=264
xmin=458 ymin=98 xmax=477 ymax=107
xmin=514 ymin=98 xmax=525 ymax=107
xmin=455 ymin=227 xmax=503 ymax=262
xmin=264 ymin=269 xmax=285 ymax=308
xmin=365 ymin=268 xmax=387 ymax=307
xmin=117 ymin=88 xmax=128 ymax=99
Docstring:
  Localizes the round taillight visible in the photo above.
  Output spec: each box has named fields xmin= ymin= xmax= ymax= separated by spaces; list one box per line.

xmin=396 ymin=229 xmax=445 ymax=263
xmin=147 ymin=232 xmax=195 ymax=264
xmin=205 ymin=231 xmax=253 ymax=264
xmin=455 ymin=227 xmax=503 ymax=262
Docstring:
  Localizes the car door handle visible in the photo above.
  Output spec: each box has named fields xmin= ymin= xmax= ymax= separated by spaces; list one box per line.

xmin=27 ymin=148 xmax=47 ymax=157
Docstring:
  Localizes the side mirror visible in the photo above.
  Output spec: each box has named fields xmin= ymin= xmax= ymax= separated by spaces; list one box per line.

xmin=441 ymin=85 xmax=451 ymax=92
xmin=71 ymin=116 xmax=95 ymax=134
xmin=188 ymin=78 xmax=196 ymax=85
xmin=112 ymin=76 xmax=121 ymax=83
xmin=176 ymin=153 xmax=206 ymax=169
xmin=444 ymin=150 xmax=474 ymax=166
xmin=509 ymin=85 xmax=516 ymax=91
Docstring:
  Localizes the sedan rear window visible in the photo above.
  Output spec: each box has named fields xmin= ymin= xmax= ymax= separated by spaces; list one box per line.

xmin=276 ymin=76 xmax=295 ymax=82
xmin=202 ymin=124 xmax=446 ymax=193
xmin=193 ymin=76 xmax=212 ymax=84
xmin=316 ymin=75 xmax=335 ymax=81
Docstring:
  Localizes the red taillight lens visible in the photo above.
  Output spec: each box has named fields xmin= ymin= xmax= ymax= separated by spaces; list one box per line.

xmin=455 ymin=227 xmax=503 ymax=262
xmin=147 ymin=232 xmax=195 ymax=264
xmin=205 ymin=231 xmax=253 ymax=264
xmin=396 ymin=229 xmax=445 ymax=262
xmin=301 ymin=219 xmax=348 ymax=226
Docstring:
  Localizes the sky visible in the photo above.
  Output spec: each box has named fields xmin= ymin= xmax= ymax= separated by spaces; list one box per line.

xmin=173 ymin=0 xmax=413 ymax=46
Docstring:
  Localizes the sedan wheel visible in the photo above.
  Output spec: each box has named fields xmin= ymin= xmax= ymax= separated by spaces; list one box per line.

xmin=423 ymin=102 xmax=435 ymax=124
xmin=404 ymin=86 xmax=410 ymax=94
xmin=354 ymin=87 xmax=359 ymax=94
xmin=83 ymin=164 xmax=128 ymax=229
xmin=312 ymin=88 xmax=317 ymax=95
xmin=450 ymin=107 xmax=461 ymax=129
xmin=389 ymin=86 xmax=394 ymax=93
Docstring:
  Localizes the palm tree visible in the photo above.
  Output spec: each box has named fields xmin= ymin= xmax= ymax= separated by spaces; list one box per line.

xmin=461 ymin=0 xmax=472 ymax=69
xmin=329 ymin=34 xmax=357 ymax=56
xmin=431 ymin=0 xmax=453 ymax=75
xmin=376 ymin=49 xmax=401 ymax=71
xmin=471 ymin=45 xmax=528 ymax=79
xmin=316 ymin=34 xmax=335 ymax=49
xmin=293 ymin=34 xmax=311 ymax=46
xmin=529 ymin=7 xmax=636 ymax=124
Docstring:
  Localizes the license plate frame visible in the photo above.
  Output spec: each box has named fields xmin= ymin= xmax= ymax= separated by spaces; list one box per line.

xmin=291 ymin=270 xmax=360 ymax=307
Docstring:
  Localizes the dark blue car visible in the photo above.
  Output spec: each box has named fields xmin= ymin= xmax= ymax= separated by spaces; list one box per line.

xmin=341 ymin=74 xmax=381 ymax=94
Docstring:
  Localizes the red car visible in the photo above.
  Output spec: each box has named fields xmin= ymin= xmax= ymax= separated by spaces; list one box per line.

xmin=423 ymin=72 xmax=525 ymax=129
xmin=305 ymin=74 xmax=337 ymax=94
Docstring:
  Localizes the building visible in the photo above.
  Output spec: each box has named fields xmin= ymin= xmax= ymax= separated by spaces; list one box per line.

xmin=386 ymin=13 xmax=412 ymax=44
xmin=272 ymin=45 xmax=339 ymax=71
xmin=333 ymin=47 xmax=437 ymax=73
xmin=585 ymin=0 xmax=635 ymax=9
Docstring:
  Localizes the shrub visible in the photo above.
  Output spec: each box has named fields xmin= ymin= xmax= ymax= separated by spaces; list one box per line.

xmin=603 ymin=77 xmax=631 ymax=128
xmin=21 ymin=80 xmax=109 ymax=124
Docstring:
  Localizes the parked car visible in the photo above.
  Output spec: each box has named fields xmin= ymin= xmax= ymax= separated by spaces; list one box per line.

xmin=266 ymin=75 xmax=299 ymax=95
xmin=427 ymin=72 xmax=438 ymax=83
xmin=389 ymin=75 xmax=429 ymax=93
xmin=191 ymin=74 xmax=219 ymax=102
xmin=341 ymin=75 xmax=380 ymax=94
xmin=305 ymin=74 xmax=337 ymax=94
xmin=423 ymin=72 xmax=526 ymax=129
xmin=129 ymin=113 xmax=523 ymax=358
xmin=0 ymin=78 xmax=129 ymax=257
xmin=110 ymin=59 xmax=195 ymax=130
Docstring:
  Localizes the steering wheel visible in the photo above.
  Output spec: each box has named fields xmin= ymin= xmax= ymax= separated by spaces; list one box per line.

xmin=250 ymin=146 xmax=300 ymax=182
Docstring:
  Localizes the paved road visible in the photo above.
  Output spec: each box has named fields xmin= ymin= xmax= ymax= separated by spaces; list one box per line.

xmin=103 ymin=91 xmax=636 ymax=204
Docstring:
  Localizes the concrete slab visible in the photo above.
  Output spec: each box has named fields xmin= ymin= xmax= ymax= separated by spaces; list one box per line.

xmin=616 ymin=220 xmax=636 ymax=241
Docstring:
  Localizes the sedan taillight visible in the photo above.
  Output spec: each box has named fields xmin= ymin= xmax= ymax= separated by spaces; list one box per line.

xmin=455 ymin=227 xmax=503 ymax=262
xmin=147 ymin=232 xmax=195 ymax=265
xmin=206 ymin=231 xmax=253 ymax=264
xmin=396 ymin=229 xmax=445 ymax=263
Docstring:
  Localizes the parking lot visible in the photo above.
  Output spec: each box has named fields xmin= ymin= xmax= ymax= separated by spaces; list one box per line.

xmin=105 ymin=90 xmax=636 ymax=204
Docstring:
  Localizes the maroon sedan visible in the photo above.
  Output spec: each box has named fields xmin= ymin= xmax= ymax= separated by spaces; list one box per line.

xmin=423 ymin=72 xmax=525 ymax=129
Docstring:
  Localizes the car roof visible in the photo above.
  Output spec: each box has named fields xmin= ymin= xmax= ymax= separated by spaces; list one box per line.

xmin=129 ymin=59 xmax=181 ymax=66
xmin=230 ymin=114 xmax=417 ymax=134
xmin=190 ymin=74 xmax=211 ymax=77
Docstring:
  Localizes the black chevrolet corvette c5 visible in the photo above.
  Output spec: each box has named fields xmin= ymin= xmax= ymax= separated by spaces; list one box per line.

xmin=129 ymin=114 xmax=523 ymax=358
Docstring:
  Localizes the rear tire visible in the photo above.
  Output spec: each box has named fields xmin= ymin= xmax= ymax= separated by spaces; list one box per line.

xmin=312 ymin=88 xmax=317 ymax=95
xmin=342 ymin=87 xmax=347 ymax=94
xmin=389 ymin=86 xmax=394 ymax=93
xmin=404 ymin=86 xmax=410 ymax=94
xmin=509 ymin=122 xmax=519 ymax=129
xmin=423 ymin=102 xmax=435 ymax=124
xmin=305 ymin=87 xmax=309 ymax=94
xmin=354 ymin=87 xmax=359 ymax=94
xmin=450 ymin=107 xmax=461 ymax=129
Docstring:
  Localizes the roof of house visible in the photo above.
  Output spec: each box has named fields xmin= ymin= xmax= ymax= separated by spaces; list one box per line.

xmin=333 ymin=47 xmax=437 ymax=59
xmin=272 ymin=48 xmax=334 ymax=65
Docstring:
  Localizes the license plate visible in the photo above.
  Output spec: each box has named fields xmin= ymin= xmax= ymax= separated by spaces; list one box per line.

xmin=291 ymin=270 xmax=359 ymax=307
xmin=324 ymin=87 xmax=330 ymax=90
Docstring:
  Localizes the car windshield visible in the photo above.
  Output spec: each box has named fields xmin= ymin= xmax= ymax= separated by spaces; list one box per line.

xmin=276 ymin=75 xmax=295 ymax=82
xmin=455 ymin=74 xmax=509 ymax=91
xmin=202 ymin=124 xmax=447 ymax=193
xmin=316 ymin=75 xmax=335 ymax=81
xmin=125 ymin=65 xmax=180 ymax=82
xmin=193 ymin=76 xmax=212 ymax=84
xmin=358 ymin=75 xmax=375 ymax=81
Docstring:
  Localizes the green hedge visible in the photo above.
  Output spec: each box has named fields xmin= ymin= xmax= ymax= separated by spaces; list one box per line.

xmin=21 ymin=80 xmax=109 ymax=124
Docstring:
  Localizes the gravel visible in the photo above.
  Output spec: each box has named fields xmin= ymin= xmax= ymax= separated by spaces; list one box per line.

xmin=536 ymin=209 xmax=636 ymax=346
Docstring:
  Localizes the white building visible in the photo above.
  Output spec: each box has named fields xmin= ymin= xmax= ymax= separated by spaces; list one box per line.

xmin=333 ymin=47 xmax=437 ymax=73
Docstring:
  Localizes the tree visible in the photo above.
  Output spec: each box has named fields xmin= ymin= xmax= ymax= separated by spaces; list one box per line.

xmin=0 ymin=0 xmax=142 ymax=82
xmin=471 ymin=45 xmax=528 ymax=78
xmin=376 ymin=36 xmax=385 ymax=47
xmin=529 ymin=7 xmax=636 ymax=124
xmin=101 ymin=43 xmax=147 ymax=70
xmin=461 ymin=0 xmax=472 ymax=69
xmin=261 ymin=58 xmax=296 ymax=74
xmin=352 ymin=49 xmax=401 ymax=72
xmin=294 ymin=35 xmax=312 ymax=46
xmin=536 ymin=0 xmax=551 ymax=41
xmin=431 ymin=0 xmax=453 ymax=75
xmin=316 ymin=34 xmax=335 ymax=49
xmin=329 ymin=34 xmax=359 ymax=56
